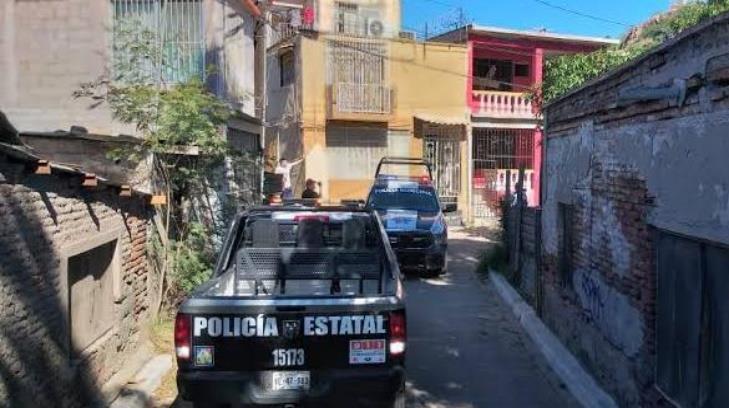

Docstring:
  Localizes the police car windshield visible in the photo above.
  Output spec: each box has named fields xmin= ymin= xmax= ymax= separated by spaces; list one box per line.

xmin=369 ymin=187 xmax=439 ymax=212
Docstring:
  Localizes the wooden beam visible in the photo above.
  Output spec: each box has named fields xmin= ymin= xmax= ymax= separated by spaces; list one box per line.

xmin=35 ymin=160 xmax=51 ymax=175
xmin=150 ymin=195 xmax=167 ymax=206
xmin=119 ymin=185 xmax=132 ymax=197
xmin=82 ymin=173 xmax=98 ymax=188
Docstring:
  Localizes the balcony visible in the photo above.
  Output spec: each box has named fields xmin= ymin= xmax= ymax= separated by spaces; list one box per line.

xmin=328 ymin=82 xmax=392 ymax=121
xmin=270 ymin=22 xmax=303 ymax=45
xmin=472 ymin=91 xmax=537 ymax=120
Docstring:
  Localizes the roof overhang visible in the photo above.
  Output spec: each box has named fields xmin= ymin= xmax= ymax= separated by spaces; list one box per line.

xmin=414 ymin=114 xmax=468 ymax=141
xmin=469 ymin=24 xmax=620 ymax=46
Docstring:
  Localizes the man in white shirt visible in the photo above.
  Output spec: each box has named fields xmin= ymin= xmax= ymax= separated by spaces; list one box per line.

xmin=275 ymin=157 xmax=303 ymax=199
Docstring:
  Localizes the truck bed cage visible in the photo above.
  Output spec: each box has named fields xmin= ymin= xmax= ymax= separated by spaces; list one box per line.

xmin=236 ymin=248 xmax=384 ymax=296
xmin=375 ymin=156 xmax=433 ymax=179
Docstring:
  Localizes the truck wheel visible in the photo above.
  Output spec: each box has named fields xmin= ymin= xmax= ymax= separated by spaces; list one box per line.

xmin=193 ymin=403 xmax=223 ymax=408
xmin=392 ymin=390 xmax=406 ymax=408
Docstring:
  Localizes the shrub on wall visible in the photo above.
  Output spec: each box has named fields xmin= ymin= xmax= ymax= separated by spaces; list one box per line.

xmin=539 ymin=1 xmax=729 ymax=106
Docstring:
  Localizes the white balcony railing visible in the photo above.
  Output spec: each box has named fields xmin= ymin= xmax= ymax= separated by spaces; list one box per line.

xmin=473 ymin=90 xmax=536 ymax=119
xmin=271 ymin=22 xmax=299 ymax=44
xmin=336 ymin=82 xmax=391 ymax=114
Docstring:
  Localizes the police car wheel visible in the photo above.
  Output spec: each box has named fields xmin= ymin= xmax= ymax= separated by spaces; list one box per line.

xmin=192 ymin=403 xmax=224 ymax=408
xmin=391 ymin=390 xmax=406 ymax=408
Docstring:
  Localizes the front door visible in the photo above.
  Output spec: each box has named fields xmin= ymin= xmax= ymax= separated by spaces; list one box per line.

xmin=423 ymin=137 xmax=461 ymax=205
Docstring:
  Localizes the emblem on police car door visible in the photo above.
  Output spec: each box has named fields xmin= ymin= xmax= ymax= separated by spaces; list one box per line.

xmin=283 ymin=320 xmax=301 ymax=339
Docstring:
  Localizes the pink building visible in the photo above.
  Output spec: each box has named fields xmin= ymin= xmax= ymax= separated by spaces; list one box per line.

xmin=434 ymin=25 xmax=617 ymax=224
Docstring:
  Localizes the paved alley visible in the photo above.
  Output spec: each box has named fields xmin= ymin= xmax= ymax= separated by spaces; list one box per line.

xmin=404 ymin=229 xmax=577 ymax=408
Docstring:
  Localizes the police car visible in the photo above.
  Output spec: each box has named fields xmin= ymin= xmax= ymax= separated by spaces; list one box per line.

xmin=175 ymin=205 xmax=406 ymax=408
xmin=366 ymin=157 xmax=454 ymax=276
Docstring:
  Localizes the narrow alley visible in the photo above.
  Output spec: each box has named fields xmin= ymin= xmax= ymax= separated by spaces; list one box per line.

xmin=404 ymin=229 xmax=576 ymax=408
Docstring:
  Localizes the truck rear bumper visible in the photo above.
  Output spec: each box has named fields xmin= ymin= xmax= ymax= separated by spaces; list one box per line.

xmin=177 ymin=366 xmax=405 ymax=406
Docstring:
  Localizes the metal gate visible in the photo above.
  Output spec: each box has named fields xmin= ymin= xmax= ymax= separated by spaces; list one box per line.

xmin=472 ymin=128 xmax=534 ymax=220
xmin=423 ymin=137 xmax=461 ymax=204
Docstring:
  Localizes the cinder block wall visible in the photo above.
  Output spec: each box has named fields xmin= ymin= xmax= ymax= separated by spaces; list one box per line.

xmin=0 ymin=156 xmax=153 ymax=407
xmin=541 ymin=16 xmax=729 ymax=407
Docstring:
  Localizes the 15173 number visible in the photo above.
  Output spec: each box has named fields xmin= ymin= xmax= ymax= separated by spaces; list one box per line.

xmin=272 ymin=349 xmax=305 ymax=367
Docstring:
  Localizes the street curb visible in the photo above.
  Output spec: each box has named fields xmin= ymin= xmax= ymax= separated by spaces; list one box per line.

xmin=109 ymin=354 xmax=173 ymax=408
xmin=489 ymin=271 xmax=618 ymax=408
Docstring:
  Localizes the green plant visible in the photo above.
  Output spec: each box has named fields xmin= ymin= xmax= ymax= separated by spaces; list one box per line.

xmin=75 ymin=19 xmax=234 ymax=312
xmin=479 ymin=243 xmax=509 ymax=276
xmin=172 ymin=222 xmax=215 ymax=294
xmin=538 ymin=1 xmax=729 ymax=106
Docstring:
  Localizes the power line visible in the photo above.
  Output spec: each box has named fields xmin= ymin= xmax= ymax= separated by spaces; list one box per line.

xmin=405 ymin=0 xmax=459 ymax=9
xmin=530 ymin=0 xmax=632 ymax=27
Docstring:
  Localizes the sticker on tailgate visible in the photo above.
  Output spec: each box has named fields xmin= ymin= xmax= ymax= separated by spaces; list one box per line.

xmin=349 ymin=339 xmax=386 ymax=365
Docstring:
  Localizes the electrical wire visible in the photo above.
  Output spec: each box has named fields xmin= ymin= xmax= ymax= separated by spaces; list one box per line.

xmin=530 ymin=0 xmax=632 ymax=27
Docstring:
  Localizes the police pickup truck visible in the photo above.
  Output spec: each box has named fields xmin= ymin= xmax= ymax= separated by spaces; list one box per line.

xmin=175 ymin=206 xmax=406 ymax=408
xmin=366 ymin=158 xmax=455 ymax=276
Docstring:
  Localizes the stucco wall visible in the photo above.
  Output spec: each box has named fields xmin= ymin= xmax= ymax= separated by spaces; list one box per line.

xmin=0 ymin=0 xmax=254 ymax=134
xmin=293 ymin=34 xmax=468 ymax=201
xmin=542 ymin=15 xmax=729 ymax=407
xmin=314 ymin=0 xmax=400 ymax=36
xmin=0 ymin=0 xmax=121 ymax=134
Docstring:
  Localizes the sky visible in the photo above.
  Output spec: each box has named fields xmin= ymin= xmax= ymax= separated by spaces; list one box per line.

xmin=402 ymin=0 xmax=673 ymax=40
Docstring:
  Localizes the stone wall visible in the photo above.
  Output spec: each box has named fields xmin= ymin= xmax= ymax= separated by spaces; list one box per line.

xmin=0 ymin=154 xmax=153 ymax=407
xmin=542 ymin=14 xmax=729 ymax=407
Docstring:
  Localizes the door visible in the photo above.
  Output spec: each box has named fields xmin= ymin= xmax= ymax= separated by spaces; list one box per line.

xmin=423 ymin=137 xmax=461 ymax=205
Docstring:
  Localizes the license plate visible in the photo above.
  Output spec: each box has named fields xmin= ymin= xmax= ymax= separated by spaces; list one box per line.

xmin=271 ymin=371 xmax=311 ymax=391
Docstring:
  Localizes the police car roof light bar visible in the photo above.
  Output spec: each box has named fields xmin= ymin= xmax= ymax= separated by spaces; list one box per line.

xmin=375 ymin=157 xmax=433 ymax=180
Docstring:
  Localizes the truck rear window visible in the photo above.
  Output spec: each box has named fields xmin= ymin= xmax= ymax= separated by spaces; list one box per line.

xmin=202 ymin=211 xmax=393 ymax=298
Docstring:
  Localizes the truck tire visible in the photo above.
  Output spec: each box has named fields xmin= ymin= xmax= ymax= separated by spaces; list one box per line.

xmin=392 ymin=390 xmax=406 ymax=408
xmin=193 ymin=403 xmax=223 ymax=408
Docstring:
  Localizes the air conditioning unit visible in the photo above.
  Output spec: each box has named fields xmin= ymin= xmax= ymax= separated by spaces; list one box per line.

xmin=399 ymin=31 xmax=416 ymax=41
xmin=360 ymin=9 xmax=385 ymax=38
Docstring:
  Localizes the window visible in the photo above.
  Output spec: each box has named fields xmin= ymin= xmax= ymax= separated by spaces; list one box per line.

xmin=336 ymin=2 xmax=360 ymax=35
xmin=68 ymin=240 xmax=119 ymax=354
xmin=279 ymin=50 xmax=295 ymax=87
xmin=656 ymin=231 xmax=729 ymax=408
xmin=473 ymin=58 xmax=514 ymax=91
xmin=111 ymin=0 xmax=204 ymax=84
xmin=558 ymin=203 xmax=575 ymax=287
xmin=515 ymin=63 xmax=530 ymax=77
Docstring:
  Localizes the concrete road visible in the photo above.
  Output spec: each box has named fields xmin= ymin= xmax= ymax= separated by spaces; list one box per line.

xmin=404 ymin=228 xmax=578 ymax=408
xmin=168 ymin=228 xmax=577 ymax=408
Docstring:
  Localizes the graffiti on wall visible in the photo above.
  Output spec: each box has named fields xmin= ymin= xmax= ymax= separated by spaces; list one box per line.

xmin=580 ymin=272 xmax=605 ymax=323
xmin=573 ymin=268 xmax=643 ymax=356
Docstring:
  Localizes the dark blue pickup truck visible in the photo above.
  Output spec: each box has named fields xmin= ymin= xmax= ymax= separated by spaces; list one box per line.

xmin=174 ymin=206 xmax=406 ymax=408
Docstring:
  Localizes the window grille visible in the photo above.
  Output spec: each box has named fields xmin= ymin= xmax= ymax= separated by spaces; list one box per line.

xmin=327 ymin=39 xmax=390 ymax=114
xmin=111 ymin=0 xmax=204 ymax=84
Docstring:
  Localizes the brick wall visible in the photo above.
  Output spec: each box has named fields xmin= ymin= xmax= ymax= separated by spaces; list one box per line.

xmin=0 ymin=155 xmax=153 ymax=407
xmin=541 ymin=14 xmax=729 ymax=408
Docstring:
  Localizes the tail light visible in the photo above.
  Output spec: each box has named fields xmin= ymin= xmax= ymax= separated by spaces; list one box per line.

xmin=175 ymin=313 xmax=191 ymax=360
xmin=389 ymin=310 xmax=406 ymax=356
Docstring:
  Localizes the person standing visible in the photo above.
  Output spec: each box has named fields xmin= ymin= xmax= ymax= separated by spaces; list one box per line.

xmin=302 ymin=179 xmax=320 ymax=199
xmin=275 ymin=157 xmax=303 ymax=200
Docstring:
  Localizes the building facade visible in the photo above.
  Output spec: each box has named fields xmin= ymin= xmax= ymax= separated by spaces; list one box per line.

xmin=542 ymin=15 xmax=729 ymax=408
xmin=263 ymin=0 xmax=469 ymax=209
xmin=1 ymin=0 xmax=259 ymax=136
xmin=434 ymin=25 xmax=616 ymax=224
xmin=0 ymin=115 xmax=154 ymax=407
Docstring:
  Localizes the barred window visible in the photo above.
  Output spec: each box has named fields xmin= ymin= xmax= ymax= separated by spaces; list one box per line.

xmin=111 ymin=0 xmax=204 ymax=84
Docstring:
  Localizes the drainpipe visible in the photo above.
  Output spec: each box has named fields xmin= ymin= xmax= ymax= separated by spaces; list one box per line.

xmin=254 ymin=8 xmax=269 ymax=203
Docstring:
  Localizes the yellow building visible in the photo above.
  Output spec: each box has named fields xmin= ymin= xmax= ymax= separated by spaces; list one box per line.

xmin=265 ymin=0 xmax=469 ymax=218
